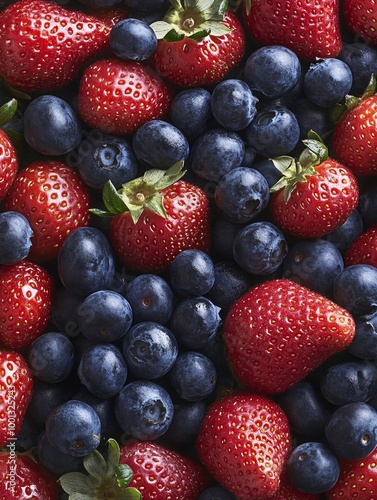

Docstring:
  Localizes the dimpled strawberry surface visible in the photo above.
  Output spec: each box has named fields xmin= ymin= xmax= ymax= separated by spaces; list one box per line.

xmin=1 ymin=0 xmax=377 ymax=498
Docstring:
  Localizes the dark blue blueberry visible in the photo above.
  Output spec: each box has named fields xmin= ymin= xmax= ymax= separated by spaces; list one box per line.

xmin=359 ymin=180 xmax=377 ymax=229
xmin=169 ymin=88 xmax=212 ymax=142
xmin=164 ymin=400 xmax=207 ymax=445
xmin=124 ymin=273 xmax=174 ymax=324
xmin=290 ymin=97 xmax=332 ymax=140
xmin=169 ymin=351 xmax=217 ymax=401
xmin=28 ymin=332 xmax=76 ymax=383
xmin=58 ymin=227 xmax=115 ymax=296
xmin=322 ymin=209 xmax=363 ymax=255
xmin=77 ymin=290 xmax=133 ymax=343
xmin=15 ymin=415 xmax=40 ymax=452
xmin=23 ymin=95 xmax=82 ymax=155
xmin=110 ymin=18 xmax=157 ymax=60
xmin=75 ymin=131 xmax=139 ymax=190
xmin=170 ymin=297 xmax=221 ymax=349
xmin=78 ymin=0 xmax=122 ymax=7
xmin=286 ymin=442 xmax=340 ymax=494
xmin=350 ymin=310 xmax=377 ymax=359
xmin=51 ymin=287 xmax=83 ymax=339
xmin=243 ymin=45 xmax=301 ymax=99
xmin=37 ymin=431 xmax=83 ymax=477
xmin=189 ymin=128 xmax=245 ymax=182
xmin=320 ymin=360 xmax=377 ymax=406
xmin=281 ymin=239 xmax=344 ymax=297
xmin=325 ymin=402 xmax=377 ymax=460
xmin=303 ymin=58 xmax=353 ymax=108
xmin=242 ymin=147 xmax=257 ymax=167
xmin=252 ymin=158 xmax=283 ymax=188
xmin=77 ymin=344 xmax=128 ymax=398
xmin=339 ymin=42 xmax=377 ymax=94
xmin=0 ymin=211 xmax=33 ymax=265
xmin=198 ymin=484 xmax=237 ymax=500
xmin=333 ymin=264 xmax=377 ymax=316
xmin=132 ymin=119 xmax=189 ymax=169
xmin=214 ymin=167 xmax=270 ymax=224
xmin=115 ymin=380 xmax=174 ymax=440
xmin=211 ymin=79 xmax=258 ymax=131
xmin=233 ymin=221 xmax=288 ymax=275
xmin=212 ymin=217 xmax=246 ymax=261
xmin=123 ymin=0 xmax=169 ymax=12
xmin=245 ymin=106 xmax=300 ymax=157
xmin=169 ymin=249 xmax=215 ymax=298
xmin=122 ymin=321 xmax=178 ymax=379
xmin=45 ymin=399 xmax=102 ymax=456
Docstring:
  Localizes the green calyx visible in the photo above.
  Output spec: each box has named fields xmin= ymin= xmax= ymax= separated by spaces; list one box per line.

xmin=150 ymin=0 xmax=231 ymax=42
xmin=90 ymin=161 xmax=186 ymax=224
xmin=58 ymin=438 xmax=141 ymax=500
xmin=0 ymin=99 xmax=17 ymax=128
xmin=269 ymin=130 xmax=328 ymax=202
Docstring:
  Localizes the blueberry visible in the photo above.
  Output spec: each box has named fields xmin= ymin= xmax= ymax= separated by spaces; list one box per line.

xmin=78 ymin=0 xmax=122 ymax=7
xmin=359 ymin=180 xmax=377 ymax=228
xmin=333 ymin=264 xmax=377 ymax=316
xmin=121 ymin=321 xmax=178 ymax=379
xmin=325 ymin=402 xmax=377 ymax=460
xmin=214 ymin=167 xmax=270 ymax=224
xmin=124 ymin=273 xmax=174 ymax=324
xmin=286 ymin=442 xmax=340 ymax=494
xmin=198 ymin=485 xmax=237 ymax=500
xmin=37 ymin=431 xmax=83 ymax=477
xmin=77 ymin=290 xmax=133 ymax=343
xmin=115 ymin=380 xmax=174 ymax=440
xmin=45 ymin=400 xmax=101 ymax=456
xmin=51 ymin=287 xmax=83 ymax=338
xmin=339 ymin=42 xmax=377 ymax=93
xmin=77 ymin=343 xmax=128 ymax=398
xmin=290 ymin=97 xmax=332 ymax=140
xmin=212 ymin=217 xmax=246 ymax=261
xmin=245 ymin=106 xmax=300 ymax=157
xmin=164 ymin=400 xmax=207 ymax=445
xmin=58 ymin=227 xmax=115 ymax=296
xmin=170 ymin=88 xmax=212 ymax=142
xmin=28 ymin=332 xmax=76 ymax=383
xmin=233 ymin=221 xmax=288 ymax=275
xmin=123 ymin=0 xmax=169 ymax=12
xmin=110 ymin=18 xmax=157 ymax=60
xmin=132 ymin=119 xmax=189 ymax=169
xmin=350 ymin=310 xmax=377 ymax=359
xmin=169 ymin=249 xmax=215 ymax=298
xmin=23 ymin=95 xmax=82 ymax=155
xmin=322 ymin=209 xmax=363 ymax=255
xmin=252 ymin=158 xmax=283 ymax=188
xmin=243 ymin=45 xmax=302 ymax=99
xmin=0 ymin=211 xmax=33 ymax=265
xmin=15 ymin=415 xmax=40 ymax=452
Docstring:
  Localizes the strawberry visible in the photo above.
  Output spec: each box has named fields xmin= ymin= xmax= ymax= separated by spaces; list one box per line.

xmin=0 ymin=451 xmax=58 ymax=499
xmin=3 ymin=160 xmax=91 ymax=262
xmin=0 ymin=350 xmax=33 ymax=448
xmin=150 ymin=0 xmax=245 ymax=87
xmin=0 ymin=260 xmax=54 ymax=350
xmin=77 ymin=58 xmax=174 ymax=136
xmin=92 ymin=162 xmax=211 ymax=273
xmin=89 ymin=4 xmax=129 ymax=28
xmin=0 ymin=99 xmax=18 ymax=202
xmin=344 ymin=224 xmax=377 ymax=268
xmin=196 ymin=392 xmax=292 ymax=499
xmin=0 ymin=0 xmax=110 ymax=92
xmin=241 ymin=0 xmax=342 ymax=61
xmin=223 ymin=279 xmax=356 ymax=394
xmin=270 ymin=133 xmax=359 ymax=239
xmin=343 ymin=0 xmax=377 ymax=44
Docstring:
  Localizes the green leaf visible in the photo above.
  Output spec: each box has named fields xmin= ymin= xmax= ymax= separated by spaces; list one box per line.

xmin=83 ymin=449 xmax=108 ymax=479
xmin=89 ymin=208 xmax=114 ymax=218
xmin=116 ymin=488 xmax=142 ymax=500
xmin=0 ymin=99 xmax=17 ymax=128
xmin=145 ymin=194 xmax=168 ymax=220
xmin=106 ymin=438 xmax=121 ymax=478
xmin=169 ymin=0 xmax=184 ymax=9
xmin=150 ymin=21 xmax=179 ymax=39
xmin=114 ymin=464 xmax=133 ymax=488
xmin=69 ymin=494 xmax=94 ymax=500
xmin=270 ymin=156 xmax=295 ymax=175
xmin=188 ymin=27 xmax=211 ymax=39
xmin=200 ymin=20 xmax=231 ymax=36
xmin=103 ymin=180 xmax=129 ymax=215
xmin=129 ymin=207 xmax=144 ymax=224
xmin=243 ymin=0 xmax=251 ymax=14
xmin=142 ymin=168 xmax=168 ymax=186
xmin=58 ymin=472 xmax=93 ymax=496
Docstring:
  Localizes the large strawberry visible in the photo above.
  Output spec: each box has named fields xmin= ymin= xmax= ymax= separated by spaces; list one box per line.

xmin=0 ymin=99 xmax=18 ymax=201
xmin=0 ymin=350 xmax=33 ymax=448
xmin=3 ymin=160 xmax=91 ymax=262
xmin=241 ymin=0 xmax=342 ymax=61
xmin=270 ymin=133 xmax=359 ymax=239
xmin=344 ymin=224 xmax=377 ymax=268
xmin=196 ymin=392 xmax=292 ymax=499
xmin=77 ymin=58 xmax=174 ymax=136
xmin=0 ymin=260 xmax=54 ymax=349
xmin=150 ymin=0 xmax=245 ymax=87
xmin=92 ymin=162 xmax=211 ymax=273
xmin=343 ymin=0 xmax=377 ymax=44
xmin=0 ymin=0 xmax=110 ymax=92
xmin=223 ymin=279 xmax=356 ymax=394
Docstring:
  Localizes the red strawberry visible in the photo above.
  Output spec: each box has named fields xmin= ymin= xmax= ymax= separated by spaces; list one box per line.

xmin=3 ymin=160 xmax=91 ymax=262
xmin=89 ymin=4 xmax=129 ymax=28
xmin=0 ymin=260 xmax=54 ymax=349
xmin=0 ymin=0 xmax=110 ymax=92
xmin=223 ymin=279 xmax=356 ymax=394
xmin=241 ymin=0 xmax=342 ymax=61
xmin=196 ymin=392 xmax=292 ymax=499
xmin=270 ymin=134 xmax=359 ymax=239
xmin=0 ymin=451 xmax=58 ymax=499
xmin=77 ymin=58 xmax=174 ymax=136
xmin=0 ymin=99 xmax=18 ymax=201
xmin=0 ymin=350 xmax=33 ymax=448
xmin=344 ymin=0 xmax=377 ymax=44
xmin=92 ymin=163 xmax=211 ymax=273
xmin=150 ymin=2 xmax=245 ymax=87
xmin=344 ymin=224 xmax=377 ymax=268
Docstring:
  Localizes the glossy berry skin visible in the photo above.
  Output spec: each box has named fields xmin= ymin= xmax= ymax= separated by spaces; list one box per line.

xmin=164 ymin=400 xmax=207 ymax=446
xmin=0 ymin=0 xmax=110 ymax=92
xmin=0 ymin=211 xmax=33 ymax=265
xmin=119 ymin=440 xmax=211 ymax=499
xmin=344 ymin=0 xmax=377 ymax=44
xmin=196 ymin=392 xmax=291 ymax=500
xmin=198 ymin=485 xmax=236 ymax=500
xmin=345 ymin=224 xmax=377 ymax=267
xmin=3 ymin=160 xmax=91 ymax=262
xmin=339 ymin=42 xmax=377 ymax=94
xmin=271 ymin=159 xmax=359 ymax=239
xmin=169 ymin=249 xmax=215 ymax=298
xmin=224 ymin=279 xmax=355 ymax=394
xmin=109 ymin=180 xmax=211 ymax=273
xmin=322 ymin=208 xmax=363 ymax=255
xmin=351 ymin=310 xmax=377 ymax=359
xmin=333 ymin=264 xmax=377 ymax=316
xmin=0 ymin=260 xmax=54 ymax=349
xmin=37 ymin=431 xmax=83 ymax=478
xmin=78 ymin=58 xmax=174 ymax=136
xmin=290 ymin=98 xmax=332 ymax=140
xmin=110 ymin=17 xmax=157 ymax=60
xmin=0 ymin=129 xmax=17 ymax=201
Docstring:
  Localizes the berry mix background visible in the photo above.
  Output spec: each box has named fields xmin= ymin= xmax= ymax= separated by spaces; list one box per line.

xmin=1 ymin=0 xmax=377 ymax=498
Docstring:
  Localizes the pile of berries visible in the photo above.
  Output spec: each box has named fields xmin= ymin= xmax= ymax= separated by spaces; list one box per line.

xmin=2 ymin=0 xmax=377 ymax=498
